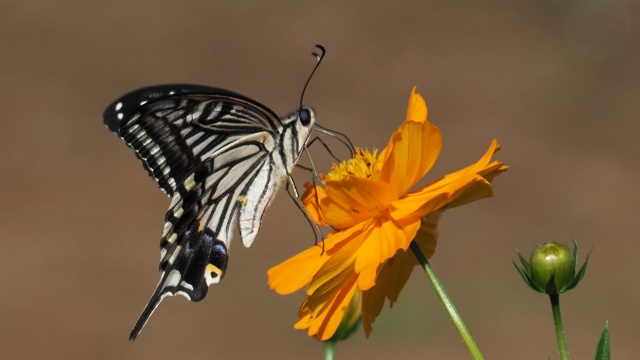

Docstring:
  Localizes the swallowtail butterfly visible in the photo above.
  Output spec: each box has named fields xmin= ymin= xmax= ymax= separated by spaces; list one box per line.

xmin=104 ymin=49 xmax=328 ymax=340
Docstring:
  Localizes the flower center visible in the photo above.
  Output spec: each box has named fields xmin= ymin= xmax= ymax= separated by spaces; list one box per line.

xmin=325 ymin=148 xmax=381 ymax=182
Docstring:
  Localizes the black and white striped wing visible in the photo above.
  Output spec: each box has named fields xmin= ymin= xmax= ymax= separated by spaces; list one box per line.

xmin=130 ymin=130 xmax=278 ymax=340
xmin=105 ymin=85 xmax=281 ymax=195
xmin=103 ymin=84 xmax=230 ymax=133
xmin=104 ymin=85 xmax=288 ymax=339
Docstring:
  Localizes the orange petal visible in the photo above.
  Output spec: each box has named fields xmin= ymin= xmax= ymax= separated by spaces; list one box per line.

xmin=427 ymin=140 xmax=506 ymax=192
xmin=406 ymin=86 xmax=428 ymax=123
xmin=268 ymin=244 xmax=325 ymax=295
xmin=307 ymin=220 xmax=371 ymax=296
xmin=268 ymin=222 xmax=364 ymax=295
xmin=360 ymin=211 xmax=441 ymax=336
xmin=380 ymin=119 xmax=442 ymax=197
xmin=476 ymin=158 xmax=508 ymax=186
xmin=442 ymin=176 xmax=495 ymax=209
xmin=361 ymin=247 xmax=417 ymax=336
xmin=354 ymin=217 xmax=421 ymax=291
xmin=295 ymin=274 xmax=359 ymax=340
xmin=388 ymin=187 xmax=449 ymax=222
xmin=301 ymin=183 xmax=329 ymax=226
xmin=390 ymin=173 xmax=491 ymax=219
xmin=321 ymin=177 xmax=397 ymax=230
xmin=413 ymin=210 xmax=441 ymax=259
xmin=388 ymin=141 xmax=507 ymax=219
xmin=378 ymin=88 xmax=429 ymax=165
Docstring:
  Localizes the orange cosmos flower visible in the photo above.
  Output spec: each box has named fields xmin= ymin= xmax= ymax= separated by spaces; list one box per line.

xmin=268 ymin=87 xmax=508 ymax=340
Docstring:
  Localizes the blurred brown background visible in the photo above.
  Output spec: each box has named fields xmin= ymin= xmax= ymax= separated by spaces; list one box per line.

xmin=1 ymin=1 xmax=638 ymax=359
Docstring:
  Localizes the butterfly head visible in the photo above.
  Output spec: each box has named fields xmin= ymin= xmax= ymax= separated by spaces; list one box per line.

xmin=281 ymin=105 xmax=315 ymax=132
xmin=298 ymin=107 xmax=313 ymax=127
xmin=278 ymin=105 xmax=316 ymax=168
xmin=297 ymin=107 xmax=316 ymax=147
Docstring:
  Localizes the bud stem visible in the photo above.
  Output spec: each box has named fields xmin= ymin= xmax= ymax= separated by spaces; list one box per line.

xmin=410 ymin=240 xmax=485 ymax=360
xmin=549 ymin=294 xmax=570 ymax=360
xmin=323 ymin=339 xmax=336 ymax=360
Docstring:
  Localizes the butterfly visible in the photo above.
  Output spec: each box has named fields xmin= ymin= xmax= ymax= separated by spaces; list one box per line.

xmin=103 ymin=82 xmax=321 ymax=340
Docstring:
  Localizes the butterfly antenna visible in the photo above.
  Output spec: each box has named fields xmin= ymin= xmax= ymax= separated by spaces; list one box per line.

xmin=300 ymin=45 xmax=356 ymax=158
xmin=299 ymin=44 xmax=326 ymax=111
xmin=298 ymin=44 xmax=328 ymax=194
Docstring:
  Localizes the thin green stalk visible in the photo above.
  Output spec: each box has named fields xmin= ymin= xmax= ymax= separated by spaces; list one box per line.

xmin=549 ymin=294 xmax=570 ymax=360
xmin=409 ymin=241 xmax=485 ymax=360
xmin=323 ymin=339 xmax=336 ymax=360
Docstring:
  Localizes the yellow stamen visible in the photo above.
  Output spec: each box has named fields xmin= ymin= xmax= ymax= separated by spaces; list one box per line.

xmin=325 ymin=148 xmax=381 ymax=182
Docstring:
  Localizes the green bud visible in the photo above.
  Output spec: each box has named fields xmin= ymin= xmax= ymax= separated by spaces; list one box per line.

xmin=530 ymin=242 xmax=575 ymax=294
xmin=513 ymin=240 xmax=591 ymax=295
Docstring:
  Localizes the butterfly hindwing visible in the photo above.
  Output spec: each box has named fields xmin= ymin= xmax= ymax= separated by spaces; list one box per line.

xmin=131 ymin=136 xmax=274 ymax=339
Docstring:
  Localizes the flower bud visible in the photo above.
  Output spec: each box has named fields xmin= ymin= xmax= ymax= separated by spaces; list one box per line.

xmin=530 ymin=242 xmax=575 ymax=294
xmin=513 ymin=240 xmax=591 ymax=295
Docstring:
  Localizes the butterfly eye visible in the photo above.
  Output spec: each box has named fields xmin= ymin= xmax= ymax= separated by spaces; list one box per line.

xmin=298 ymin=108 xmax=312 ymax=126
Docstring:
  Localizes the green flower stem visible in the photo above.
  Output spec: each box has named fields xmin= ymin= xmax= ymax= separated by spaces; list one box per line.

xmin=549 ymin=294 xmax=570 ymax=360
xmin=323 ymin=339 xmax=336 ymax=360
xmin=410 ymin=241 xmax=485 ymax=360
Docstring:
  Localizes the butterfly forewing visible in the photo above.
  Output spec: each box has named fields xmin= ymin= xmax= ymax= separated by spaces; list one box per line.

xmin=104 ymin=84 xmax=315 ymax=340
xmin=103 ymin=84 xmax=250 ymax=132
xmin=118 ymin=94 xmax=281 ymax=194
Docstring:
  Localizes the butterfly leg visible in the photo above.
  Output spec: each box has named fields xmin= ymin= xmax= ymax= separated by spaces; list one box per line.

xmin=312 ymin=124 xmax=356 ymax=156
xmin=306 ymin=135 xmax=342 ymax=162
xmin=285 ymin=174 xmax=324 ymax=248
